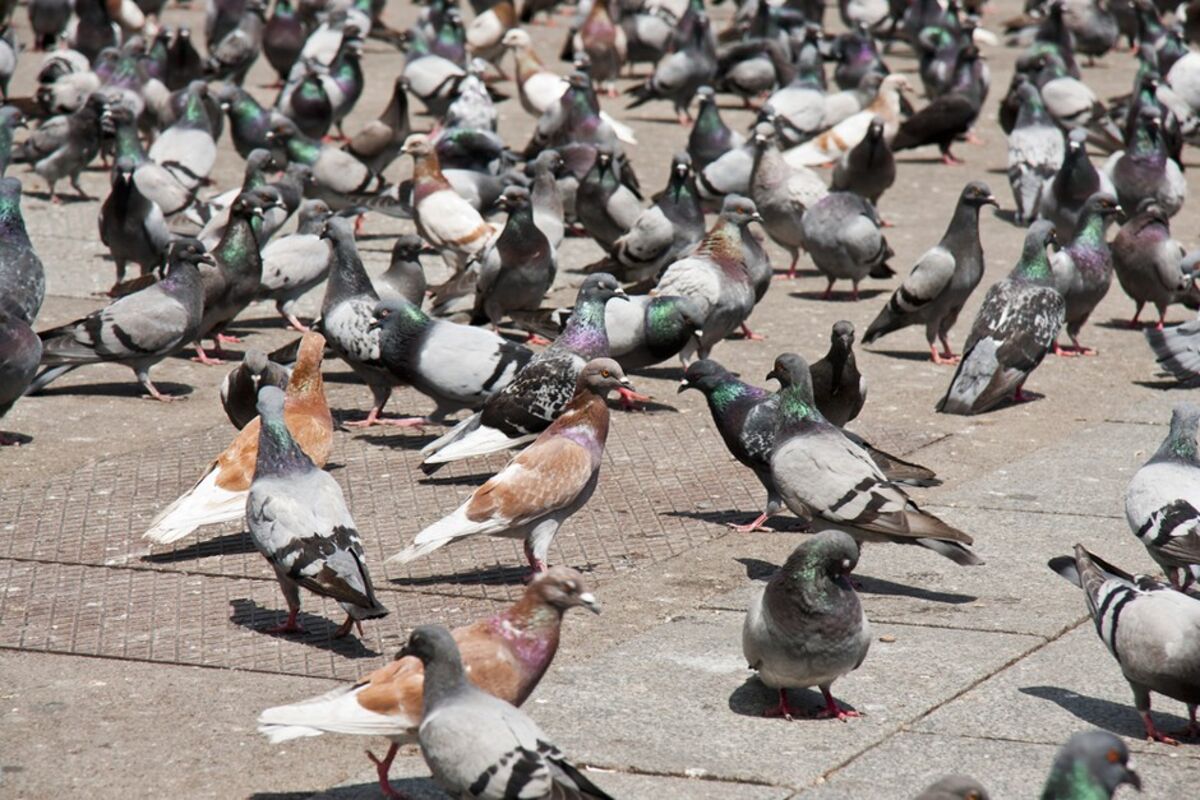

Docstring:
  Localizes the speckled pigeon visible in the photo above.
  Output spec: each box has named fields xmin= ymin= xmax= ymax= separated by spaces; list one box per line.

xmin=0 ymin=177 xmax=45 ymax=326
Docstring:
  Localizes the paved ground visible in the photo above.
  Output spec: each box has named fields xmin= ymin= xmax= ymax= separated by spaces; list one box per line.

xmin=1 ymin=0 xmax=1199 ymax=797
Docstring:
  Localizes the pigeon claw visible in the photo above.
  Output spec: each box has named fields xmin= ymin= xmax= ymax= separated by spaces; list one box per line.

xmin=762 ymin=690 xmax=799 ymax=721
xmin=264 ymin=609 xmax=305 ymax=635
xmin=929 ymin=346 xmax=959 ymax=365
xmin=729 ymin=512 xmax=769 ymax=533
xmin=739 ymin=323 xmax=766 ymax=341
xmin=817 ymin=688 xmax=860 ymax=721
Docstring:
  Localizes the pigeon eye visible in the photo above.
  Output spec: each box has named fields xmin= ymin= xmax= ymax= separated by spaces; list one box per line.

xmin=1106 ymin=749 xmax=1120 ymax=763
xmin=601 ymin=370 xmax=610 ymax=378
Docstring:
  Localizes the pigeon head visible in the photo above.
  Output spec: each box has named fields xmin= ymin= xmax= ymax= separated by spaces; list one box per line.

xmin=397 ymin=624 xmax=463 ymax=673
xmin=497 ymin=185 xmax=531 ymax=212
xmin=112 ymin=156 xmax=137 ymax=183
xmin=767 ymin=353 xmax=820 ymax=422
xmin=576 ymin=272 xmax=627 ymax=305
xmin=248 ymin=186 xmax=287 ymax=213
xmin=297 ymin=199 xmax=333 ymax=228
xmin=0 ymin=106 xmax=24 ymax=130
xmin=695 ymin=85 xmax=716 ymax=106
xmin=256 ymin=384 xmax=286 ymax=419
xmin=766 ymin=352 xmax=811 ymax=390
xmin=678 ymin=359 xmax=732 ymax=394
xmin=959 ymin=181 xmax=999 ymax=208
xmin=533 ymin=150 xmax=563 ymax=176
xmin=1041 ymin=731 xmax=1140 ymax=798
xmin=529 ymin=567 xmax=601 ymax=614
xmin=167 ymin=237 xmax=214 ymax=268
xmin=265 ymin=118 xmax=298 ymax=143
xmin=866 ymin=115 xmax=885 ymax=141
xmin=320 ymin=215 xmax=355 ymax=244
xmin=720 ymin=195 xmax=763 ymax=226
xmin=243 ymin=350 xmax=269 ymax=375
xmin=401 ymin=134 xmax=434 ymax=158
xmin=751 ymin=122 xmax=776 ymax=150
xmin=671 ymin=153 xmax=693 ymax=180
xmin=1082 ymin=193 xmax=1122 ymax=220
xmin=230 ymin=193 xmax=266 ymax=221
xmin=917 ymin=775 xmax=990 ymax=800
xmin=1158 ymin=402 xmax=1200 ymax=462
xmin=577 ymin=358 xmax=632 ymax=395
xmin=245 ymin=148 xmax=278 ymax=175
xmin=391 ymin=234 xmax=425 ymax=262
xmin=501 ymin=28 xmax=531 ymax=49
xmin=779 ymin=531 xmax=860 ymax=593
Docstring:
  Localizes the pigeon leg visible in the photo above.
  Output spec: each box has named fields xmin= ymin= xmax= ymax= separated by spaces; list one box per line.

xmin=1013 ymin=381 xmax=1029 ymax=403
xmin=1141 ymin=710 xmax=1179 ymax=745
xmin=939 ymin=150 xmax=963 ymax=166
xmin=1068 ymin=334 xmax=1097 ymax=356
xmin=70 ymin=173 xmax=92 ymax=200
xmin=762 ymin=689 xmax=798 ymax=721
xmin=616 ymin=386 xmax=652 ymax=410
xmin=1155 ymin=308 xmax=1167 ymax=332
xmin=815 ymin=686 xmax=861 ymax=721
xmin=332 ymin=614 xmax=355 ymax=639
xmin=851 ymin=281 xmax=860 ymax=302
xmin=730 ymin=511 xmax=769 ymax=533
xmin=1180 ymin=705 xmax=1200 ymax=739
xmin=522 ymin=538 xmax=549 ymax=577
xmin=932 ymin=335 xmax=960 ymax=364
xmin=345 ymin=408 xmax=429 ymax=428
xmin=367 ymin=744 xmax=410 ymax=800
xmin=821 ymin=278 xmax=835 ymax=301
xmin=676 ymin=110 xmax=692 ymax=126
xmin=1052 ymin=341 xmax=1079 ymax=358
xmin=739 ymin=323 xmax=765 ymax=341
xmin=525 ymin=332 xmax=553 ymax=346
xmin=778 ymin=253 xmax=799 ymax=280
xmin=264 ymin=608 xmax=305 ymax=635
xmin=285 ymin=314 xmax=310 ymax=333
xmin=1129 ymin=304 xmax=1144 ymax=328
xmin=216 ymin=332 xmax=243 ymax=345
xmin=139 ymin=373 xmax=184 ymax=402
xmin=354 ymin=214 xmax=366 ymax=236
xmin=191 ymin=344 xmax=226 ymax=365
xmin=964 ymin=131 xmax=984 ymax=146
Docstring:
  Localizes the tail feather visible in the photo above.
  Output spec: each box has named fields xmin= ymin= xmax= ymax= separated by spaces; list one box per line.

xmin=26 ymin=364 xmax=78 ymax=395
xmin=420 ymin=424 xmax=535 ymax=470
xmin=143 ymin=468 xmax=246 ymax=544
xmin=1146 ymin=320 xmax=1200 ymax=384
xmin=624 ymin=81 xmax=655 ymax=109
xmin=936 ymin=339 xmax=998 ymax=415
xmin=915 ymin=537 xmax=984 ymax=565
xmin=386 ymin=505 xmax=490 ymax=564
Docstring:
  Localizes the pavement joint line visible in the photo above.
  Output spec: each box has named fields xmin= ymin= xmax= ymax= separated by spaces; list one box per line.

xmin=571 ymin=761 xmax=791 ymax=791
xmin=923 ymin=503 xmax=1123 ymax=521
xmin=810 ymin=615 xmax=1091 ymax=788
xmin=694 ymin=606 xmax=1060 ymax=640
xmin=901 ymin=726 xmax=1200 ymax=757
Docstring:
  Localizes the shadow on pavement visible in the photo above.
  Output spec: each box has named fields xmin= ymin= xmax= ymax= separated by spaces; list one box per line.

xmin=1018 ymin=685 xmax=1193 ymax=740
xmin=228 ymin=598 xmax=381 ymax=659
xmin=142 ymin=530 xmax=258 ymax=563
xmin=251 ymin=776 xmax=444 ymax=800
xmin=729 ymin=676 xmax=860 ymax=720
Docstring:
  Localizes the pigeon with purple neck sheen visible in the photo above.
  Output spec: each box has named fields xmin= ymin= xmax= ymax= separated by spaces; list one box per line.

xmin=655 ymin=195 xmax=763 ymax=362
xmin=397 ymin=360 xmax=631 ymax=574
xmin=1111 ymin=199 xmax=1196 ymax=330
xmin=1039 ymin=128 xmax=1116 ymax=240
xmin=0 ymin=177 xmax=45 ymax=326
xmin=1049 ymin=193 xmax=1121 ymax=355
xmin=1104 ymin=106 xmax=1186 ymax=219
xmin=573 ymin=0 xmax=626 ymax=95
xmin=938 ymin=222 xmax=1065 ymax=416
xmin=193 ymin=193 xmax=270 ymax=364
xmin=247 ymin=385 xmax=389 ymax=639
xmin=863 ymin=182 xmax=998 ymax=364
xmin=772 ymin=354 xmax=981 ymax=565
xmin=688 ymin=86 xmax=745 ymax=172
xmin=0 ymin=309 xmax=41 ymax=445
xmin=743 ymin=531 xmax=871 ymax=721
xmin=1049 ymin=544 xmax=1200 ymax=745
xmin=420 ymin=274 xmax=628 ymax=473
xmin=257 ymin=568 xmax=600 ymax=800
xmin=471 ymin=186 xmax=556 ymax=333
xmin=1124 ymin=403 xmax=1200 ymax=593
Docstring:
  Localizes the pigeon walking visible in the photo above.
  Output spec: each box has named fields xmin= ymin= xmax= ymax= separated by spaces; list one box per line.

xmin=471 ymin=187 xmax=556 ymax=333
xmin=1111 ymin=200 xmax=1196 ymax=330
xmin=749 ymin=124 xmax=828 ymax=280
xmin=743 ymin=531 xmax=871 ymax=721
xmin=1049 ymin=193 xmax=1121 ymax=355
xmin=801 ymin=192 xmax=894 ymax=300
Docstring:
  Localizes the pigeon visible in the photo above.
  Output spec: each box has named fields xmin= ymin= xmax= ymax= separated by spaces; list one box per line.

xmin=143 ymin=331 xmax=333 ymax=545
xmin=1039 ymin=128 xmax=1116 ymax=240
xmin=1007 ymin=81 xmax=1066 ymax=226
xmin=419 ymin=274 xmax=627 ymax=471
xmin=771 ymin=354 xmax=982 ymax=564
xmin=831 ymin=116 xmax=896 ymax=208
xmin=374 ymin=234 xmax=427 ymax=308
xmin=655 ymin=195 xmax=761 ymax=361
xmin=28 ymin=0 xmax=71 ymax=51
xmin=149 ymin=81 xmax=216 ymax=193
xmin=257 ymin=568 xmax=600 ymax=799
xmin=398 ymin=625 xmax=616 ymax=800
xmin=811 ymin=321 xmax=866 ymax=427
xmin=800 ymin=192 xmax=894 ymax=300
xmin=0 ymin=309 xmax=41 ymax=445
xmin=98 ymin=157 xmax=172 ymax=292
xmin=749 ymin=124 xmax=829 ymax=280
xmin=784 ymin=74 xmax=911 ymax=168
xmin=220 ymin=349 xmax=290 ymax=429
xmin=625 ymin=10 xmax=717 ymax=125
xmin=28 ymin=239 xmax=210 ymax=401
xmin=576 ymin=149 xmax=643 ymax=254
xmin=472 ymin=187 xmax=556 ymax=332
xmin=1104 ymin=105 xmax=1186 ymax=219
xmin=217 ymin=83 xmax=278 ymax=160
xmin=1049 ymin=192 xmax=1121 ymax=354
xmin=1124 ymin=403 xmax=1200 ymax=593
xmin=863 ymin=181 xmax=998 ymax=363
xmin=266 ymin=118 xmax=374 ymax=208
xmin=1040 ymin=730 xmax=1142 ymax=798
xmin=688 ymin=86 xmax=745 ymax=172
xmin=0 ymin=105 xmax=25 ymax=176
xmin=1145 ymin=313 xmax=1200 ymax=385
xmin=262 ymin=0 xmax=306 ymax=84
xmin=100 ymin=105 xmax=196 ymax=219
xmin=465 ymin=0 xmax=515 ymax=68
xmin=742 ymin=530 xmax=871 ymax=721
xmin=372 ymin=298 xmax=534 ymax=426
xmin=206 ymin=0 xmax=267 ymax=84
xmin=257 ymin=199 xmax=334 ymax=332
xmin=574 ymin=0 xmax=626 ymax=95
xmin=393 ymin=359 xmax=630 ymax=575
xmin=0 ymin=177 xmax=46 ymax=326
xmin=890 ymin=55 xmax=983 ymax=165
xmin=915 ymin=775 xmax=991 ymax=800
xmin=343 ymin=75 xmax=409 ymax=184
xmin=29 ymin=92 xmax=106 ymax=202
xmin=1048 ymin=544 xmax=1200 ymax=744
xmin=603 ymin=293 xmax=704 ymax=373
xmin=938 ymin=222 xmax=1065 ymax=415
xmin=1111 ymin=200 xmax=1195 ymax=329
xmin=246 ymin=385 xmax=388 ymax=638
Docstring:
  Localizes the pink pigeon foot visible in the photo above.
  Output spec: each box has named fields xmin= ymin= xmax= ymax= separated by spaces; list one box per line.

xmin=730 ymin=512 xmax=769 ymax=533
xmin=285 ymin=314 xmax=310 ymax=333
xmin=740 ymin=323 xmax=765 ymax=341
xmin=525 ymin=332 xmax=553 ymax=346
xmin=763 ymin=689 xmax=799 ymax=721
xmin=191 ymin=344 xmax=225 ymax=365
xmin=1052 ymin=343 xmax=1079 ymax=358
xmin=333 ymin=614 xmax=364 ymax=639
xmin=929 ymin=345 xmax=959 ymax=365
xmin=815 ymin=688 xmax=861 ymax=721
xmin=1143 ymin=712 xmax=1180 ymax=746
xmin=940 ymin=151 xmax=964 ymax=166
xmin=616 ymin=386 xmax=652 ymax=410
xmin=345 ymin=410 xmax=428 ymax=429
xmin=216 ymin=333 xmax=243 ymax=345
xmin=367 ymin=744 xmax=410 ymax=800
xmin=264 ymin=609 xmax=305 ymax=635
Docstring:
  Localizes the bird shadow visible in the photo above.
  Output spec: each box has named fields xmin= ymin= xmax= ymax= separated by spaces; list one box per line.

xmin=1132 ymin=378 xmax=1194 ymax=391
xmin=773 ymin=267 xmax=822 ymax=279
xmin=631 ymin=365 xmax=685 ymax=381
xmin=1096 ymin=318 xmax=1145 ymax=331
xmin=729 ymin=676 xmax=859 ymax=719
xmin=788 ymin=289 xmax=886 ymax=302
xmin=221 ymin=316 xmax=292 ymax=331
xmin=29 ymin=381 xmax=195 ymax=399
xmin=250 ymin=777 xmax=443 ymax=800
xmin=418 ymin=471 xmax=497 ymax=487
xmin=734 ymin=557 xmax=976 ymax=604
xmin=0 ymin=431 xmax=33 ymax=446
xmin=862 ymin=348 xmax=935 ymax=363
xmin=608 ymin=398 xmax=679 ymax=414
xmin=323 ymin=371 xmax=368 ymax=385
xmin=1018 ymin=686 xmax=1193 ymax=740
xmin=22 ymin=190 xmax=93 ymax=204
xmin=737 ymin=556 xmax=779 ymax=581
xmin=142 ymin=531 xmax=258 ymax=563
xmin=666 ymin=510 xmax=809 ymax=532
xmin=391 ymin=563 xmax=533 ymax=588
xmin=228 ymin=599 xmax=380 ymax=658
xmin=354 ymin=431 xmax=440 ymax=449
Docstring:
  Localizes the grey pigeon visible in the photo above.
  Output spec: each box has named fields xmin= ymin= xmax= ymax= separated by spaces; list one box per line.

xmin=655 ymin=195 xmax=761 ymax=361
xmin=206 ymin=0 xmax=267 ymax=84
xmin=749 ymin=123 xmax=829 ymax=279
xmin=687 ymin=86 xmax=744 ymax=172
xmin=770 ymin=353 xmax=978 ymax=564
xmin=1041 ymin=730 xmax=1141 ymax=798
xmin=150 ymin=82 xmax=216 ymax=193
xmin=0 ymin=105 xmax=25 ymax=176
xmin=471 ymin=187 xmax=556 ymax=331
xmin=258 ymin=198 xmax=334 ymax=332
xmin=247 ymin=385 xmax=389 ymax=638
xmin=344 ymin=75 xmax=409 ymax=183
xmin=1145 ymin=311 xmax=1200 ymax=384
xmin=606 ymin=294 xmax=703 ymax=373
xmin=28 ymin=92 xmax=106 ymax=202
xmin=398 ymin=625 xmax=615 ymax=799
xmin=801 ymin=191 xmax=894 ymax=300
xmin=831 ymin=116 xmax=896 ymax=207
xmin=0 ymin=309 xmax=41 ymax=445
xmin=938 ymin=222 xmax=1065 ymax=415
xmin=220 ymin=349 xmax=290 ymax=429
xmin=576 ymin=149 xmax=642 ymax=253
xmin=1103 ymin=105 xmax=1186 ymax=219
xmin=420 ymin=274 xmax=627 ymax=472
xmin=372 ymin=298 xmax=534 ymax=425
xmin=1049 ymin=193 xmax=1121 ymax=354
xmin=863 ymin=182 xmax=999 ymax=363
xmin=194 ymin=193 xmax=269 ymax=363
xmin=624 ymin=11 xmax=717 ymax=125
xmin=915 ymin=776 xmax=990 ymax=800
xmin=28 ymin=239 xmax=210 ymax=401
xmin=374 ymin=234 xmax=427 ymax=308
xmin=1039 ymin=129 xmax=1116 ymax=240
xmin=742 ymin=531 xmax=871 ymax=720
xmin=99 ymin=157 xmax=172 ymax=292
xmin=1124 ymin=403 xmax=1200 ymax=592
xmin=530 ymin=149 xmax=565 ymax=249
xmin=1111 ymin=200 xmax=1195 ymax=329
xmin=811 ymin=321 xmax=866 ymax=427
xmin=1049 ymin=545 xmax=1200 ymax=744
xmin=1007 ymin=81 xmax=1066 ymax=226
xmin=0 ymin=177 xmax=46 ymax=325
xmin=101 ymin=105 xmax=196 ymax=219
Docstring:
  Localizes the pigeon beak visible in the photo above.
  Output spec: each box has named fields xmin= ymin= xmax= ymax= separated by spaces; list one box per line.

xmin=677 ymin=378 xmax=690 ymax=394
xmin=750 ymin=212 xmax=765 ymax=224
xmin=613 ymin=287 xmax=629 ymax=301
xmin=766 ymin=368 xmax=779 ymax=383
xmin=578 ymin=592 xmax=601 ymax=614
xmin=198 ymin=253 xmax=217 ymax=266
xmin=983 ymin=194 xmax=999 ymax=207
xmin=395 ymin=644 xmax=414 ymax=660
xmin=618 ymin=376 xmax=634 ymax=390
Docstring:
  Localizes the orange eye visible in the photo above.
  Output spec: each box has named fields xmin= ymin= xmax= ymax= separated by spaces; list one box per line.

xmin=1106 ymin=749 xmax=1120 ymax=763
xmin=601 ymin=370 xmax=610 ymax=377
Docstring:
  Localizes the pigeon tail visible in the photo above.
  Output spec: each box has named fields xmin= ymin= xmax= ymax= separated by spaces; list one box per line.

xmin=1146 ymin=322 xmax=1200 ymax=384
xmin=257 ymin=680 xmax=413 ymax=741
xmin=26 ymin=363 xmax=78 ymax=395
xmin=937 ymin=338 xmax=999 ymax=415
xmin=915 ymin=537 xmax=984 ymax=565
xmin=387 ymin=505 xmax=496 ymax=564
xmin=143 ymin=468 xmax=246 ymax=543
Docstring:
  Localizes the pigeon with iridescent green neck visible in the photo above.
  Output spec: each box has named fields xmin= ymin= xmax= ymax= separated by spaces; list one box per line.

xmin=1039 ymin=730 xmax=1141 ymax=799
xmin=1039 ymin=129 xmax=1115 ymax=240
xmin=102 ymin=105 xmax=194 ymax=218
xmin=0 ymin=177 xmax=45 ymax=326
xmin=266 ymin=117 xmax=372 ymax=207
xmin=0 ymin=106 xmax=25 ymax=177
xmin=149 ymin=81 xmax=216 ymax=193
xmin=938 ymin=222 xmax=1065 ymax=415
xmin=1050 ymin=193 xmax=1121 ymax=355
xmin=194 ymin=193 xmax=268 ymax=364
xmin=217 ymin=83 xmax=279 ymax=159
xmin=915 ymin=775 xmax=990 ymax=800
xmin=772 ymin=354 xmax=981 ymax=564
xmin=1007 ymin=80 xmax=1065 ymax=226
xmin=420 ymin=274 xmax=627 ymax=473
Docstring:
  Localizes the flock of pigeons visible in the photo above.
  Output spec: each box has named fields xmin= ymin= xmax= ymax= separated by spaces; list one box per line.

xmin=0 ymin=0 xmax=1198 ymax=794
